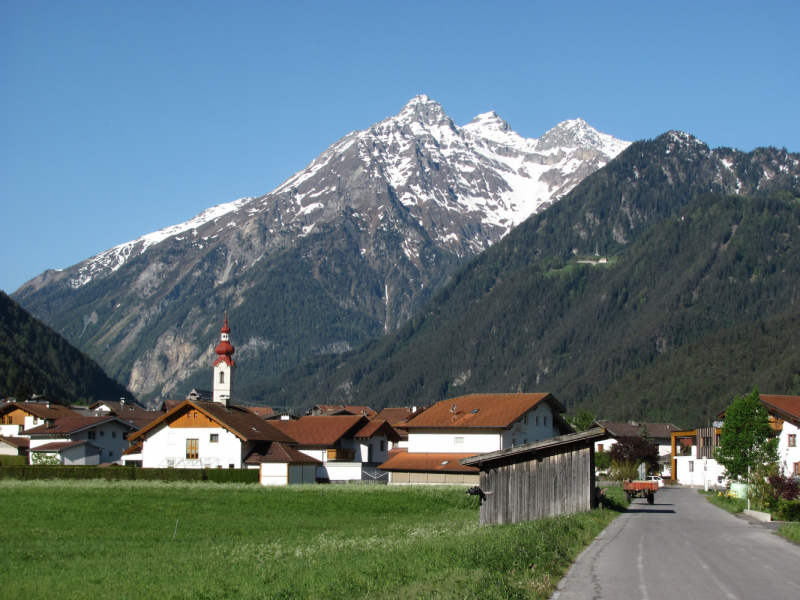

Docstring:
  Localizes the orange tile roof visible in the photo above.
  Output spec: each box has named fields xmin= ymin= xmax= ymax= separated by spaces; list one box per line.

xmin=760 ymin=395 xmax=800 ymax=422
xmin=379 ymin=450 xmax=479 ymax=473
xmin=401 ymin=393 xmax=563 ymax=429
xmin=0 ymin=402 xmax=81 ymax=421
xmin=353 ymin=420 xmax=402 ymax=442
xmin=245 ymin=406 xmax=275 ymax=417
xmin=314 ymin=405 xmax=377 ymax=419
xmin=270 ymin=415 xmax=367 ymax=445
xmin=244 ymin=442 xmax=322 ymax=465
xmin=373 ymin=407 xmax=426 ymax=425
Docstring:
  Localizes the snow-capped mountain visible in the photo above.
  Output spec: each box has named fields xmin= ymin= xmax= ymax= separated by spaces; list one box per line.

xmin=14 ymin=96 xmax=632 ymax=404
xmin=46 ymin=96 xmax=630 ymax=290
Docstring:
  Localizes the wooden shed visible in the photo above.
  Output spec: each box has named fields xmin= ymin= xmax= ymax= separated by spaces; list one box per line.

xmin=459 ymin=429 xmax=607 ymax=525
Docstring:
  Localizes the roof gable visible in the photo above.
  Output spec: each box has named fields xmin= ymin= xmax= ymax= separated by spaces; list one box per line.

xmin=129 ymin=401 xmax=295 ymax=443
xmin=759 ymin=395 xmax=800 ymax=423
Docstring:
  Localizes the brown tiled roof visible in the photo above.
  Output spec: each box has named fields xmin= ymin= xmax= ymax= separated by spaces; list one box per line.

xmin=119 ymin=413 xmax=162 ymax=429
xmin=353 ymin=420 xmax=402 ymax=442
xmin=25 ymin=416 xmax=139 ymax=436
xmin=32 ymin=440 xmax=101 ymax=452
xmin=0 ymin=435 xmax=29 ymax=448
xmin=401 ymin=393 xmax=564 ymax=429
xmin=270 ymin=415 xmax=367 ymax=446
xmin=122 ymin=442 xmax=143 ymax=456
xmin=759 ymin=395 xmax=800 ymax=423
xmin=373 ymin=407 xmax=425 ymax=426
xmin=244 ymin=406 xmax=275 ymax=417
xmin=244 ymin=442 xmax=322 ymax=465
xmin=379 ymin=450 xmax=479 ymax=473
xmin=594 ymin=421 xmax=681 ymax=440
xmin=129 ymin=401 xmax=296 ymax=444
xmin=313 ymin=405 xmax=377 ymax=419
xmin=0 ymin=402 xmax=81 ymax=421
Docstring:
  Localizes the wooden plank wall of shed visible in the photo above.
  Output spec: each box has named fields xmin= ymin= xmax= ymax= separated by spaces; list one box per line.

xmin=478 ymin=442 xmax=594 ymax=525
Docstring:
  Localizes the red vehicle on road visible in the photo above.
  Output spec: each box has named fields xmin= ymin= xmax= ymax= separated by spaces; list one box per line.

xmin=622 ymin=480 xmax=658 ymax=504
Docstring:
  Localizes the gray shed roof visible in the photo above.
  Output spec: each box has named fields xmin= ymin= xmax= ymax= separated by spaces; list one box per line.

xmin=460 ymin=428 xmax=608 ymax=467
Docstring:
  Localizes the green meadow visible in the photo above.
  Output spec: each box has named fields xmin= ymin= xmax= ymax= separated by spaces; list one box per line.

xmin=0 ymin=480 xmax=623 ymax=599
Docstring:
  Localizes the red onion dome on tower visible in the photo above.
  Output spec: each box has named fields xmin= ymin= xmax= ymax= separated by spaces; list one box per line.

xmin=214 ymin=316 xmax=235 ymax=365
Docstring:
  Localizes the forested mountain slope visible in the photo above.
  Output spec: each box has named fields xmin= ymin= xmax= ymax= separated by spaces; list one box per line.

xmin=0 ymin=292 xmax=132 ymax=404
xmin=241 ymin=135 xmax=800 ymax=427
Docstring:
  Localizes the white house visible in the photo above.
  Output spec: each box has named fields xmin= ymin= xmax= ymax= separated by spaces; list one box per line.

xmin=270 ymin=415 xmax=400 ymax=482
xmin=379 ymin=392 xmax=574 ymax=484
xmin=127 ymin=316 xmax=299 ymax=472
xmin=127 ymin=399 xmax=297 ymax=469
xmin=25 ymin=416 xmax=141 ymax=465
xmin=0 ymin=401 xmax=80 ymax=437
xmin=592 ymin=421 xmax=681 ymax=477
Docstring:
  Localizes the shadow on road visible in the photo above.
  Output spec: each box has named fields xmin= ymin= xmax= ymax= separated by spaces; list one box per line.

xmin=625 ymin=509 xmax=676 ymax=514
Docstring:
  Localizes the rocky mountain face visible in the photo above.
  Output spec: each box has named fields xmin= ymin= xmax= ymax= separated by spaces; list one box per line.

xmin=243 ymin=135 xmax=800 ymax=426
xmin=13 ymin=96 xmax=630 ymax=406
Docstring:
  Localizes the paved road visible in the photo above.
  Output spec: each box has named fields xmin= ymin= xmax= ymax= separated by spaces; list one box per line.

xmin=553 ymin=487 xmax=800 ymax=600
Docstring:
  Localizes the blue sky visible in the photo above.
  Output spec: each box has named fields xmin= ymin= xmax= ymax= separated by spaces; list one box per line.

xmin=1 ymin=1 xmax=798 ymax=294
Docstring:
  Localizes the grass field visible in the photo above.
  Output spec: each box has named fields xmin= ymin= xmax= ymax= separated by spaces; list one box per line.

xmin=0 ymin=480 xmax=624 ymax=599
xmin=777 ymin=523 xmax=800 ymax=545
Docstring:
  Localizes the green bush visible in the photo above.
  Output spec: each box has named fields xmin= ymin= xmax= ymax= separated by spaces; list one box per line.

xmin=774 ymin=499 xmax=800 ymax=522
xmin=0 ymin=466 xmax=259 ymax=483
xmin=205 ymin=468 xmax=259 ymax=484
xmin=0 ymin=455 xmax=27 ymax=466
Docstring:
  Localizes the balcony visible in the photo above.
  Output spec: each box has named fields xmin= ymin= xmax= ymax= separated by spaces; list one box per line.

xmin=159 ymin=457 xmax=221 ymax=469
xmin=326 ymin=448 xmax=356 ymax=461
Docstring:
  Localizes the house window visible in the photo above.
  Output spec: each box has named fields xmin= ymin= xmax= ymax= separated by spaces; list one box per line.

xmin=219 ymin=371 xmax=225 ymax=384
xmin=454 ymin=437 xmax=464 ymax=445
xmin=379 ymin=440 xmax=385 ymax=452
xmin=523 ymin=414 xmax=528 ymax=425
xmin=229 ymin=463 xmax=234 ymax=469
xmin=789 ymin=434 xmax=797 ymax=448
xmin=88 ymin=431 xmax=96 ymax=440
xmin=186 ymin=439 xmax=199 ymax=460
xmin=689 ymin=461 xmax=694 ymax=472
xmin=100 ymin=431 xmax=105 ymax=436
xmin=210 ymin=434 xmax=219 ymax=443
xmin=598 ymin=444 xmax=604 ymax=452
xmin=109 ymin=452 xmax=113 ymax=458
xmin=794 ymin=462 xmax=799 ymax=475
xmin=523 ymin=439 xmax=527 ymax=445
xmin=112 ymin=431 xmax=117 ymax=438
xmin=543 ymin=417 xmax=548 ymax=426
xmin=535 ymin=416 xmax=540 ymax=426
xmin=512 ymin=438 xmax=517 ymax=447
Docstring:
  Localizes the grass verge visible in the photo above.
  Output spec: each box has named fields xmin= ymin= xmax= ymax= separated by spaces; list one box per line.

xmin=698 ymin=489 xmax=747 ymax=514
xmin=0 ymin=480 xmax=625 ymax=599
xmin=776 ymin=523 xmax=800 ymax=544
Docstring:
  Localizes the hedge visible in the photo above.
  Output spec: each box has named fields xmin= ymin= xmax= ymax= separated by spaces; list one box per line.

xmin=0 ymin=466 xmax=259 ymax=483
xmin=0 ymin=455 xmax=28 ymax=466
xmin=774 ymin=500 xmax=800 ymax=522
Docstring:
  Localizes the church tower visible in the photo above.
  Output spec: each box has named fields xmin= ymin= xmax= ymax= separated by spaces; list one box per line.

xmin=213 ymin=315 xmax=235 ymax=406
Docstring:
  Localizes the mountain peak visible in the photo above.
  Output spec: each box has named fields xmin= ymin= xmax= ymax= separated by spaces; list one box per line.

xmin=396 ymin=95 xmax=453 ymax=128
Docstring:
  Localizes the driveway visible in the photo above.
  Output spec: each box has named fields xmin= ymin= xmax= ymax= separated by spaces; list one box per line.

xmin=553 ymin=487 xmax=800 ymax=599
